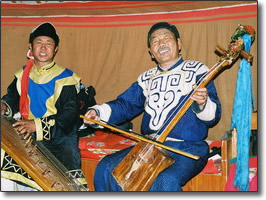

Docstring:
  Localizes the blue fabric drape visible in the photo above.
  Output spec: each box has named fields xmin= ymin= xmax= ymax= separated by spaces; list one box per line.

xmin=230 ymin=34 xmax=253 ymax=191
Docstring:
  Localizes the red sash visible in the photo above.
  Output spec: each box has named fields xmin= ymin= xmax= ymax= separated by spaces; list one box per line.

xmin=19 ymin=52 xmax=34 ymax=119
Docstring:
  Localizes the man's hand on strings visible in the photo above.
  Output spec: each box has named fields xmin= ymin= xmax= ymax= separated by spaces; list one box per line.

xmin=13 ymin=119 xmax=36 ymax=139
xmin=191 ymin=84 xmax=208 ymax=110
xmin=84 ymin=109 xmax=101 ymax=125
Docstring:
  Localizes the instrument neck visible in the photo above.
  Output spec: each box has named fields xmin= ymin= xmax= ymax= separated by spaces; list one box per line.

xmin=156 ymin=59 xmax=229 ymax=143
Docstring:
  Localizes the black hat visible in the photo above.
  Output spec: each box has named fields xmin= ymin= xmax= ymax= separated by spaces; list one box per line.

xmin=29 ymin=22 xmax=59 ymax=46
xmin=147 ymin=22 xmax=180 ymax=47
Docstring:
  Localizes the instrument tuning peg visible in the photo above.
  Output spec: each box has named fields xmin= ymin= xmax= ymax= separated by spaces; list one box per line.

xmin=28 ymin=144 xmax=37 ymax=156
xmin=42 ymin=169 xmax=51 ymax=176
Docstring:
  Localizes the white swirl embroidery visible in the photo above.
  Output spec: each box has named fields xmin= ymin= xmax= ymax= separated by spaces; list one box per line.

xmin=146 ymin=73 xmax=182 ymax=130
xmin=139 ymin=60 xmax=207 ymax=131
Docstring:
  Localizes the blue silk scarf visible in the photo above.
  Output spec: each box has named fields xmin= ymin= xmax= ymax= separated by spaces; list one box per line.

xmin=231 ymin=34 xmax=254 ymax=191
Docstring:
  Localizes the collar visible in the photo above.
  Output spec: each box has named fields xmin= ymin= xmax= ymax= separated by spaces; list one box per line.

xmin=157 ymin=57 xmax=183 ymax=72
xmin=33 ymin=61 xmax=56 ymax=73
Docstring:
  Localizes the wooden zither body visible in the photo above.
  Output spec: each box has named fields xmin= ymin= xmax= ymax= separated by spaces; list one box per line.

xmin=1 ymin=116 xmax=86 ymax=191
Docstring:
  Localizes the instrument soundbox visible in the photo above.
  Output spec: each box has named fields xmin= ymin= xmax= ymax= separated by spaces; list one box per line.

xmin=112 ymin=140 xmax=174 ymax=191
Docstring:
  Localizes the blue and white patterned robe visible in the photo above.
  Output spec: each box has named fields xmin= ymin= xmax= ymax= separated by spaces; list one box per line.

xmin=93 ymin=57 xmax=221 ymax=191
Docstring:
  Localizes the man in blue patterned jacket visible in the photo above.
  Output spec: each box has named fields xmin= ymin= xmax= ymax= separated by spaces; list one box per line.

xmin=84 ymin=22 xmax=221 ymax=191
xmin=1 ymin=22 xmax=87 ymax=191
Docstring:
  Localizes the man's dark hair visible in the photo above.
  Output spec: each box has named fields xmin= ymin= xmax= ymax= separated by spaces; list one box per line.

xmin=147 ymin=22 xmax=180 ymax=47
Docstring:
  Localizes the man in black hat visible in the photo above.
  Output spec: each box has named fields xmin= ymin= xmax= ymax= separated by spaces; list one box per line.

xmin=1 ymin=22 xmax=87 ymax=191
xmin=83 ymin=22 xmax=221 ymax=191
